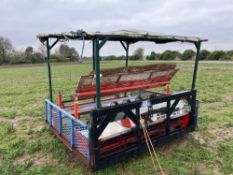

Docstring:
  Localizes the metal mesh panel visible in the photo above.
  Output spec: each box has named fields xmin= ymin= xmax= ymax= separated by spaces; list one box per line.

xmin=45 ymin=100 xmax=89 ymax=160
xmin=61 ymin=115 xmax=71 ymax=142
xmin=74 ymin=128 xmax=89 ymax=159
xmin=52 ymin=109 xmax=58 ymax=130
xmin=45 ymin=102 xmax=49 ymax=122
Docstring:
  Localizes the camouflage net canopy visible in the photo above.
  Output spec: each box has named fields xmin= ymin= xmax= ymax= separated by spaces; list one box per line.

xmin=37 ymin=29 xmax=207 ymax=44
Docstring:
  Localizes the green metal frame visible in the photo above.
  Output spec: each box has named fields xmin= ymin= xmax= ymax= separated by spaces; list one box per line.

xmin=94 ymin=38 xmax=101 ymax=109
xmin=38 ymin=30 xmax=206 ymax=171
xmin=45 ymin=38 xmax=59 ymax=102
xmin=120 ymin=41 xmax=130 ymax=67
xmin=92 ymin=38 xmax=131 ymax=108
xmin=43 ymin=35 xmax=203 ymax=107
xmin=90 ymin=39 xmax=202 ymax=109
xmin=192 ymin=42 xmax=201 ymax=90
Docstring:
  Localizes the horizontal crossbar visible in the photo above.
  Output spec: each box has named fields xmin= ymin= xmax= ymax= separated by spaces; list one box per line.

xmin=77 ymin=81 xmax=167 ymax=99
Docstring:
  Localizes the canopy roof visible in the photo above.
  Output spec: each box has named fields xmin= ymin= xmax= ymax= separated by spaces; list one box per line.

xmin=37 ymin=29 xmax=207 ymax=44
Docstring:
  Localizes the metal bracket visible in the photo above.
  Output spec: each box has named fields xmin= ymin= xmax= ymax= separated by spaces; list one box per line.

xmin=120 ymin=41 xmax=130 ymax=67
xmin=191 ymin=41 xmax=201 ymax=90
xmin=99 ymin=37 xmax=109 ymax=50
xmin=49 ymin=38 xmax=60 ymax=50
xmin=120 ymin=41 xmax=127 ymax=51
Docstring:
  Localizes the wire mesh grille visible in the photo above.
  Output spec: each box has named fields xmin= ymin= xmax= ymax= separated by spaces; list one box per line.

xmin=45 ymin=100 xmax=89 ymax=160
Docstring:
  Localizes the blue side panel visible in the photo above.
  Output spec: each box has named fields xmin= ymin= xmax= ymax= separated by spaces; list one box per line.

xmin=45 ymin=101 xmax=48 ymax=122
xmin=57 ymin=109 xmax=62 ymax=134
xmin=70 ymin=118 xmax=74 ymax=147
xmin=45 ymin=99 xmax=90 ymax=160
xmin=49 ymin=105 xmax=53 ymax=127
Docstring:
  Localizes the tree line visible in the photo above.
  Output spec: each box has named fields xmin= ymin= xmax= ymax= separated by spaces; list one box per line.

xmin=104 ymin=48 xmax=233 ymax=61
xmin=0 ymin=36 xmax=79 ymax=65
xmin=1 ymin=36 xmax=233 ymax=65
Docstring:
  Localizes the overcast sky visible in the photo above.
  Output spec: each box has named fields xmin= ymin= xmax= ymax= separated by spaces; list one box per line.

xmin=0 ymin=0 xmax=233 ymax=55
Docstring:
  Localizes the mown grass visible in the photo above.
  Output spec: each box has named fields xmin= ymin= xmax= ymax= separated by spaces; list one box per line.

xmin=0 ymin=61 xmax=233 ymax=175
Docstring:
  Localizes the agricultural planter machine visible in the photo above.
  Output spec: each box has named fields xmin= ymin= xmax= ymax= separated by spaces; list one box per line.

xmin=37 ymin=30 xmax=207 ymax=170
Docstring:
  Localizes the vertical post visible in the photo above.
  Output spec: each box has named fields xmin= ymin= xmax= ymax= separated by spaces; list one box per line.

xmin=192 ymin=42 xmax=201 ymax=90
xmin=70 ymin=118 xmax=74 ymax=148
xmin=166 ymin=100 xmax=171 ymax=135
xmin=94 ymin=38 xmax=101 ymax=109
xmin=190 ymin=90 xmax=197 ymax=127
xmin=58 ymin=92 xmax=63 ymax=108
xmin=92 ymin=40 xmax=95 ymax=70
xmin=89 ymin=110 xmax=99 ymax=170
xmin=136 ymin=107 xmax=142 ymax=154
xmin=120 ymin=41 xmax=130 ymax=68
xmin=49 ymin=105 xmax=53 ymax=127
xmin=46 ymin=39 xmax=53 ymax=102
xmin=166 ymin=84 xmax=171 ymax=94
xmin=44 ymin=101 xmax=48 ymax=122
xmin=57 ymin=109 xmax=62 ymax=134
xmin=125 ymin=43 xmax=129 ymax=68
xmin=74 ymin=102 xmax=79 ymax=119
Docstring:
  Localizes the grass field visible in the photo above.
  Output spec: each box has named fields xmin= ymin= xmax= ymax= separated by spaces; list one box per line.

xmin=0 ymin=61 xmax=233 ymax=175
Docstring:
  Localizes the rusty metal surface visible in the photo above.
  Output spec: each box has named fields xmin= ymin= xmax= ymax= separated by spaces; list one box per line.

xmin=89 ymin=63 xmax=176 ymax=76
xmin=76 ymin=64 xmax=179 ymax=99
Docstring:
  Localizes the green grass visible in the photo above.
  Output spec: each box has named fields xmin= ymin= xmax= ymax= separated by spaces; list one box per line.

xmin=0 ymin=61 xmax=233 ymax=175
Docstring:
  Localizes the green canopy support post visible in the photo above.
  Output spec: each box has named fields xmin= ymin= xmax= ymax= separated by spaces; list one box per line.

xmin=45 ymin=38 xmax=59 ymax=102
xmin=92 ymin=40 xmax=95 ymax=70
xmin=191 ymin=41 xmax=201 ymax=90
xmin=120 ymin=41 xmax=129 ymax=68
xmin=46 ymin=39 xmax=53 ymax=102
xmin=94 ymin=38 xmax=101 ymax=109
xmin=125 ymin=44 xmax=129 ymax=68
